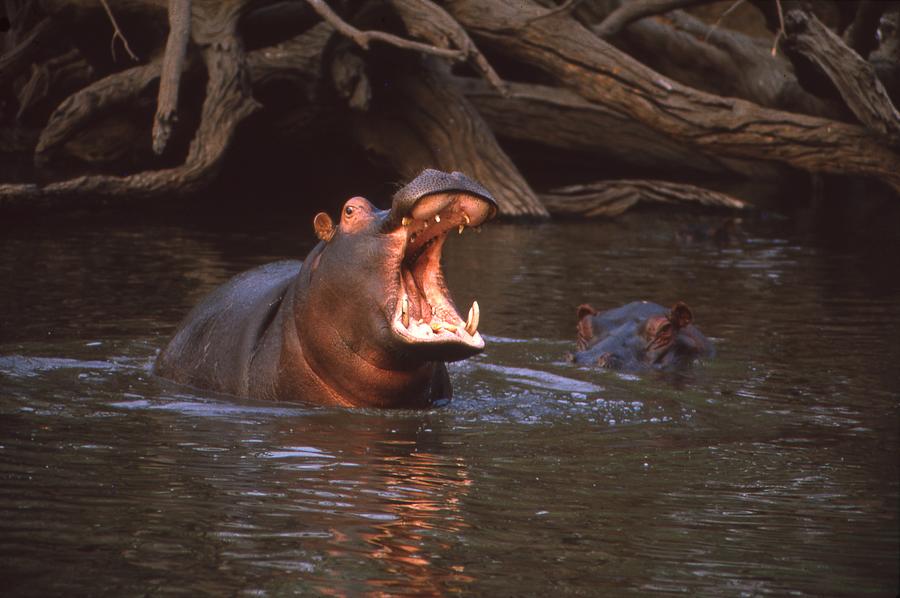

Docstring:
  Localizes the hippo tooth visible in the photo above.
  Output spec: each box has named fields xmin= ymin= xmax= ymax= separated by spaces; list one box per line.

xmin=401 ymin=295 xmax=409 ymax=328
xmin=434 ymin=214 xmax=441 ymax=223
xmin=463 ymin=213 xmax=470 ymax=225
xmin=458 ymin=224 xmax=465 ymax=235
xmin=402 ymin=216 xmax=411 ymax=226
xmin=431 ymin=321 xmax=443 ymax=332
xmin=443 ymin=323 xmax=457 ymax=333
xmin=465 ymin=301 xmax=480 ymax=336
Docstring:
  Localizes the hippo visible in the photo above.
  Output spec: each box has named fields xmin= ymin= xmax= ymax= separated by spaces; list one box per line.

xmin=155 ymin=169 xmax=497 ymax=408
xmin=570 ymin=301 xmax=713 ymax=370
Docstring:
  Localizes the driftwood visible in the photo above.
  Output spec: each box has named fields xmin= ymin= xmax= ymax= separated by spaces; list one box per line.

xmin=541 ymin=180 xmax=748 ymax=218
xmin=455 ymin=76 xmax=782 ymax=180
xmin=351 ymin=59 xmax=548 ymax=218
xmin=444 ymin=0 xmax=900 ymax=193
xmin=608 ymin=10 xmax=842 ymax=119
xmin=1 ymin=0 xmax=899 ymax=216
xmin=782 ymin=9 xmax=900 ymax=144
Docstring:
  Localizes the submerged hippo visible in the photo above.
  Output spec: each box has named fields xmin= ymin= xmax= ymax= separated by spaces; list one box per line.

xmin=155 ymin=169 xmax=497 ymax=408
xmin=570 ymin=301 xmax=713 ymax=370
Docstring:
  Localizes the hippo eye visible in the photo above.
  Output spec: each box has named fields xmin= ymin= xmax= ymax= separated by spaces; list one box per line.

xmin=344 ymin=205 xmax=354 ymax=217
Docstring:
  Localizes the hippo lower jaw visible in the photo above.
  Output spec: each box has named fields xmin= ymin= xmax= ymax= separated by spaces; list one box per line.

xmin=388 ymin=192 xmax=492 ymax=360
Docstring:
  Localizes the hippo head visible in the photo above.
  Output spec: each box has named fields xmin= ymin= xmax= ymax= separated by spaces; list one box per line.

xmin=294 ymin=170 xmax=497 ymax=384
xmin=573 ymin=301 xmax=713 ymax=370
xmin=639 ymin=302 xmax=711 ymax=368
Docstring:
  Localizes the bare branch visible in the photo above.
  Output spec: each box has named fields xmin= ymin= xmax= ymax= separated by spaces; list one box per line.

xmin=99 ymin=0 xmax=139 ymax=62
xmin=703 ymin=0 xmax=745 ymax=42
xmin=2 ymin=23 xmax=258 ymax=207
xmin=388 ymin=0 xmax=506 ymax=94
xmin=304 ymin=0 xmax=465 ymax=60
xmin=153 ymin=0 xmax=192 ymax=155
xmin=0 ymin=17 xmax=59 ymax=90
xmin=771 ymin=0 xmax=785 ymax=56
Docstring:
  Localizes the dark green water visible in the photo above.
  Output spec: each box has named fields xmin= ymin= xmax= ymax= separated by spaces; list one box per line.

xmin=1 ymin=211 xmax=898 ymax=596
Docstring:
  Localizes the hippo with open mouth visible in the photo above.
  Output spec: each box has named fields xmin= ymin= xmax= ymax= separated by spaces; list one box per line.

xmin=155 ymin=169 xmax=497 ymax=408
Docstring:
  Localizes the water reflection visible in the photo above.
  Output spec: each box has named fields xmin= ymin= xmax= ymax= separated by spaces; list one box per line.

xmin=1 ymin=212 xmax=898 ymax=595
xmin=255 ymin=417 xmax=476 ymax=596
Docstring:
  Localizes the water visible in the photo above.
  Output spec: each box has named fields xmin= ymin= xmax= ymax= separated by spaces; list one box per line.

xmin=1 ymin=210 xmax=898 ymax=596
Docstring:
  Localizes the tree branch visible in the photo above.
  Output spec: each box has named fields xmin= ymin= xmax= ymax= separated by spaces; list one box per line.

xmin=34 ymin=60 xmax=162 ymax=167
xmin=1 ymin=8 xmax=259 ymax=208
xmin=783 ymin=9 xmax=900 ymax=144
xmin=99 ymin=0 xmax=139 ymax=62
xmin=445 ymin=0 xmax=900 ymax=193
xmin=0 ymin=16 xmax=59 ymax=91
xmin=352 ymin=58 xmax=548 ymax=218
xmin=153 ymin=0 xmax=192 ymax=155
xmin=388 ymin=0 xmax=506 ymax=94
xmin=304 ymin=0 xmax=464 ymax=60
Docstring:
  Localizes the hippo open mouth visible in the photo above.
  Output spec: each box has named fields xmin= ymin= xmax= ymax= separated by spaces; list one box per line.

xmin=387 ymin=176 xmax=496 ymax=356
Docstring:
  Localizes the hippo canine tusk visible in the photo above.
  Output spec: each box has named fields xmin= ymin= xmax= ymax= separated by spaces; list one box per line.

xmin=465 ymin=301 xmax=479 ymax=336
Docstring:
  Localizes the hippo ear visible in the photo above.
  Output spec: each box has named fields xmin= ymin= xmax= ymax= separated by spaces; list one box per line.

xmin=576 ymin=304 xmax=596 ymax=350
xmin=669 ymin=302 xmax=693 ymax=329
xmin=313 ymin=212 xmax=335 ymax=242
xmin=576 ymin=304 xmax=597 ymax=321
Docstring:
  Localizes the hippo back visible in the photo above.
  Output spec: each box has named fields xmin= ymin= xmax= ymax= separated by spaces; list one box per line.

xmin=155 ymin=261 xmax=301 ymax=395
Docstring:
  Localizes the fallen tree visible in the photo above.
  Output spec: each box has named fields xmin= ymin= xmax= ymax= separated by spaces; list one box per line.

xmin=1 ymin=0 xmax=898 ymax=216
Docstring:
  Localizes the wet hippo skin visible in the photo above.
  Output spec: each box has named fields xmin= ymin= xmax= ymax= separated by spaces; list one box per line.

xmin=155 ymin=169 xmax=497 ymax=408
xmin=571 ymin=301 xmax=714 ymax=370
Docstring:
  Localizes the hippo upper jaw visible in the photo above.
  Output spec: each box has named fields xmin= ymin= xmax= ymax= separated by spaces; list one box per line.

xmin=385 ymin=187 xmax=494 ymax=362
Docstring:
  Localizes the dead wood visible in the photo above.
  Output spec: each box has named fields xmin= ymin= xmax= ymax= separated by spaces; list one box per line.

xmin=541 ymin=179 xmax=749 ymax=218
xmin=34 ymin=60 xmax=163 ymax=168
xmin=782 ymin=8 xmax=900 ymax=144
xmin=152 ymin=0 xmax=191 ymax=155
xmin=444 ymin=0 xmax=900 ymax=193
xmin=610 ymin=10 xmax=842 ymax=119
xmin=1 ymin=0 xmax=898 ymax=216
xmin=305 ymin=0 xmax=462 ymax=60
xmin=454 ymin=75 xmax=782 ymax=180
xmin=0 ymin=0 xmax=259 ymax=207
xmin=595 ymin=0 xmax=709 ymax=37
xmin=15 ymin=48 xmax=94 ymax=122
xmin=98 ymin=0 xmax=140 ymax=62
xmin=0 ymin=16 xmax=60 ymax=92
xmin=387 ymin=0 xmax=505 ymax=93
xmin=351 ymin=58 xmax=548 ymax=218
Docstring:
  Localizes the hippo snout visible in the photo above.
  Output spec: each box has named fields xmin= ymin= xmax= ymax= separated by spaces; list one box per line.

xmin=386 ymin=169 xmax=498 ymax=230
